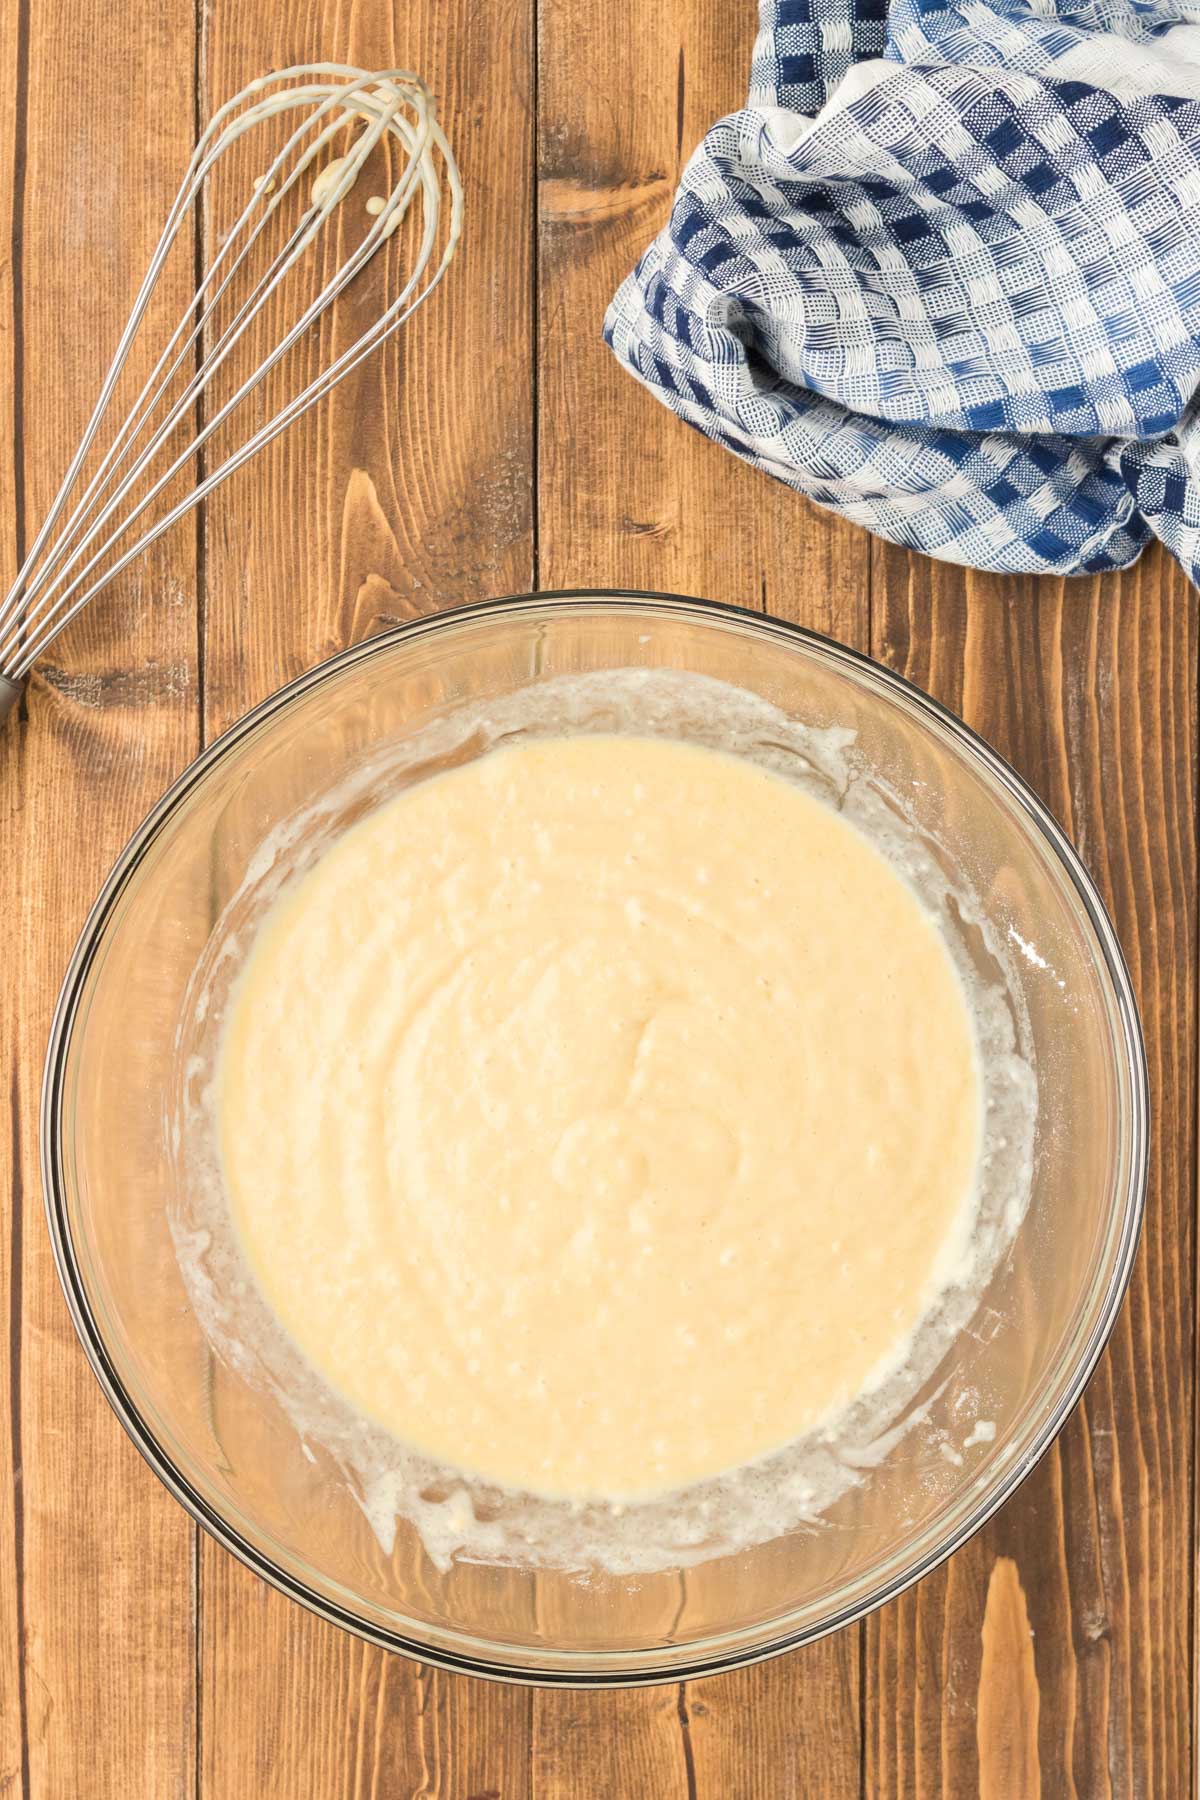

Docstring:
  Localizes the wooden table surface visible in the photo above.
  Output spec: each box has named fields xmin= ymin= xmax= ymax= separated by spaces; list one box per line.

xmin=1 ymin=0 xmax=1195 ymax=1791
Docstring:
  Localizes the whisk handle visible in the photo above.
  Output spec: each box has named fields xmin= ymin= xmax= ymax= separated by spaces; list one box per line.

xmin=0 ymin=673 xmax=23 ymax=728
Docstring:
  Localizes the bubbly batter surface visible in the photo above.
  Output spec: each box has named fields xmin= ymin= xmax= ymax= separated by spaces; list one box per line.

xmin=217 ymin=735 xmax=981 ymax=1499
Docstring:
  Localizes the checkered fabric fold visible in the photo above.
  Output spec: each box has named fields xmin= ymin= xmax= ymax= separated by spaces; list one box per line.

xmin=605 ymin=0 xmax=1200 ymax=580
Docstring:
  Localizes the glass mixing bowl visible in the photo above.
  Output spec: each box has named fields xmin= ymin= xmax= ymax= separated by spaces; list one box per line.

xmin=42 ymin=591 xmax=1147 ymax=1685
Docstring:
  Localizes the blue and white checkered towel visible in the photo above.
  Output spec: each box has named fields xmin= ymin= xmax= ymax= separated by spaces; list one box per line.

xmin=605 ymin=0 xmax=1200 ymax=581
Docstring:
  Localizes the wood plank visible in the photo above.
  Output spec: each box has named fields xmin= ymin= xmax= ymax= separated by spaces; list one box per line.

xmin=535 ymin=0 xmax=867 ymax=1787
xmin=865 ymin=545 xmax=1197 ymax=1797
xmin=196 ymin=0 xmax=536 ymax=1792
xmin=0 ymin=0 xmax=26 ymax=1781
xmin=0 ymin=0 xmax=201 ymax=1791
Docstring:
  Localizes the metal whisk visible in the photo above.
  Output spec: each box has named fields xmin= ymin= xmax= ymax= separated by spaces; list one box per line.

xmin=0 ymin=63 xmax=463 ymax=727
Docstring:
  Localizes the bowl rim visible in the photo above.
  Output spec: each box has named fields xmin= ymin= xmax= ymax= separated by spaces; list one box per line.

xmin=40 ymin=587 xmax=1150 ymax=1687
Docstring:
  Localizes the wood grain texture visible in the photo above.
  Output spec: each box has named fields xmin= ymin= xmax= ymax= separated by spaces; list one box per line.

xmin=977 ymin=1558 xmax=1040 ymax=1798
xmin=0 ymin=0 xmax=25 ymax=1782
xmin=865 ymin=546 xmax=1197 ymax=1798
xmin=0 ymin=0 xmax=201 ymax=1793
xmin=1 ymin=0 xmax=1197 ymax=1793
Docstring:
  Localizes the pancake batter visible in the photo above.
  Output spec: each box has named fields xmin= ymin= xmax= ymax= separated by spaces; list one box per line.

xmin=217 ymin=734 xmax=981 ymax=1500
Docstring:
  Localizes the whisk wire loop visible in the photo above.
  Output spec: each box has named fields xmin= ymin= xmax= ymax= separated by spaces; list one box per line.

xmin=0 ymin=65 xmax=461 ymax=703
